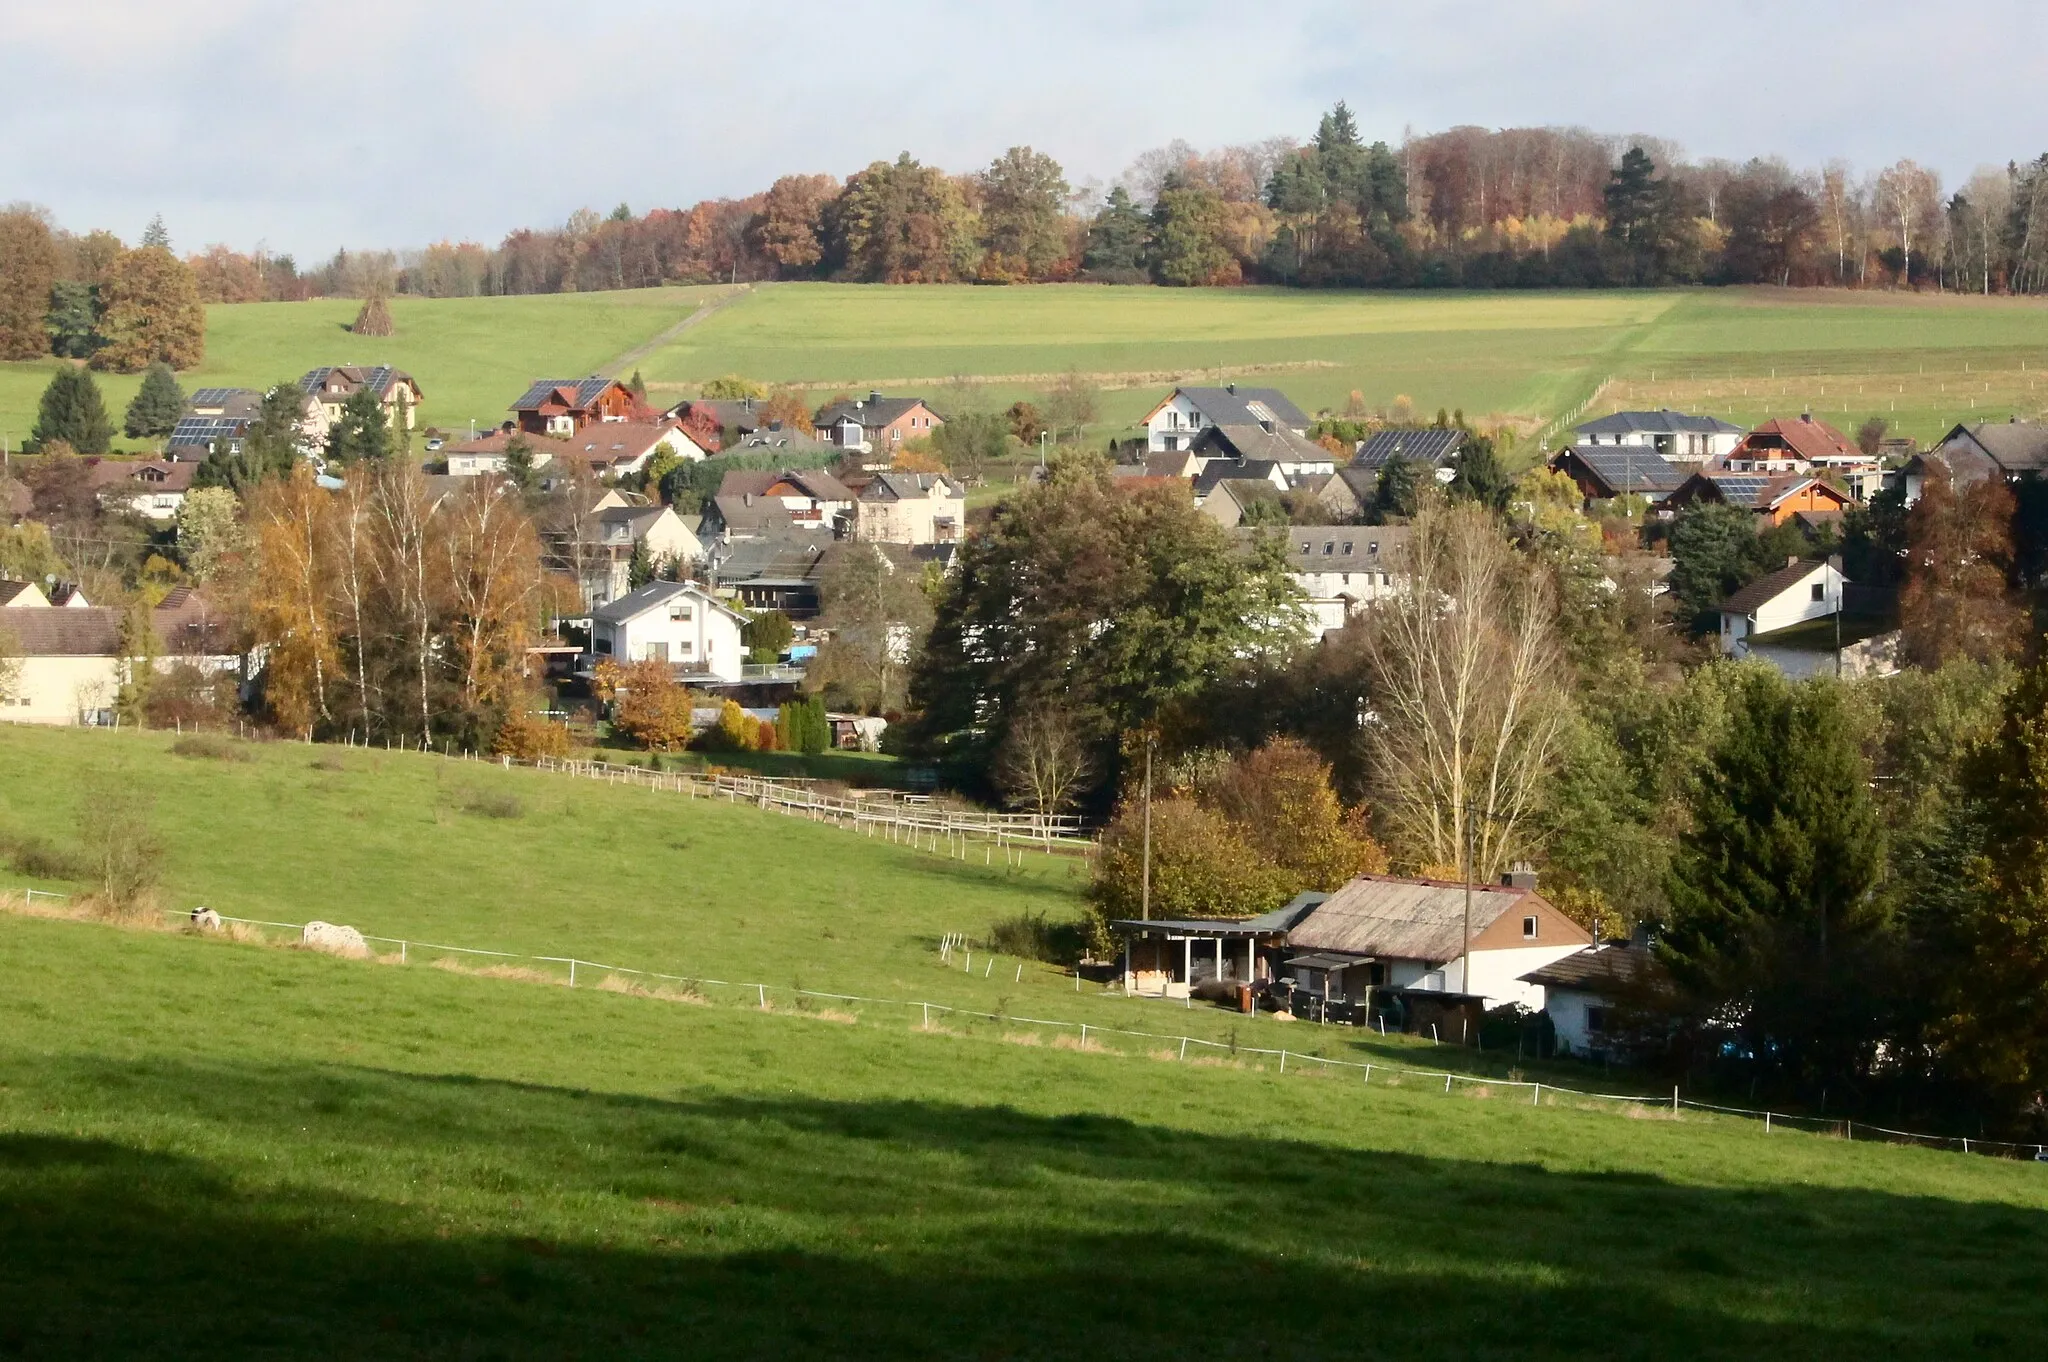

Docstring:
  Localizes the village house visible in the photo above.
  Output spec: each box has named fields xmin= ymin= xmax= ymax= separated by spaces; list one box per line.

xmin=1571 ymin=410 xmax=1741 ymax=465
xmin=1198 ymin=477 xmax=1288 ymax=529
xmin=89 ymin=459 xmax=197 ymax=521
xmin=709 ymin=530 xmax=836 ymax=615
xmin=1520 ymin=940 xmax=1663 ymax=1061
xmin=170 ymin=387 xmax=329 ymax=459
xmin=2 ymin=580 xmax=90 ymax=610
xmin=1662 ymin=471 xmax=1853 ymax=524
xmin=298 ymin=366 xmax=423 ymax=431
xmin=1290 ymin=467 xmax=1379 ymax=521
xmin=1722 ymin=413 xmax=1855 ymax=473
xmin=1144 ymin=385 xmax=1310 ymax=455
xmin=717 ymin=468 xmax=857 ymax=534
xmin=1267 ymin=526 xmax=1409 ymax=636
xmin=1901 ymin=418 xmax=2048 ymax=505
xmin=544 ymin=496 xmax=703 ymax=610
xmin=1113 ymin=894 xmax=1324 ymax=999
xmin=0 ymin=586 xmax=247 ymax=725
xmin=442 ymin=428 xmax=568 ymax=478
xmin=1717 ymin=556 xmax=1899 ymax=679
xmin=511 ymin=376 xmax=645 ymax=437
xmin=1352 ymin=426 xmax=1466 ymax=484
xmin=1548 ymin=445 xmax=1686 ymax=504
xmin=1279 ymin=869 xmax=1593 ymax=1025
xmin=588 ymin=580 xmax=747 ymax=683
xmin=814 ymin=392 xmax=943 ymax=454
xmin=1188 ymin=419 xmax=1333 ymax=478
xmin=562 ymin=420 xmax=708 ymax=480
xmin=850 ymin=471 xmax=965 ymax=545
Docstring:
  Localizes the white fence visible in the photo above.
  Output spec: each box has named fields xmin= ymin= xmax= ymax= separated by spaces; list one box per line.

xmin=12 ymin=886 xmax=2037 ymax=1164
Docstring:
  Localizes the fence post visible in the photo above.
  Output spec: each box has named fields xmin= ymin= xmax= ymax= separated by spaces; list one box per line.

xmin=569 ymin=960 xmax=577 ymax=987
xmin=1363 ymin=1063 xmax=1371 ymax=1086
xmin=1445 ymin=1073 xmax=1453 ymax=1095
xmin=758 ymin=983 xmax=767 ymax=1010
xmin=1179 ymin=1037 xmax=1187 ymax=1061
xmin=1080 ymin=1024 xmax=1088 ymax=1044
xmin=922 ymin=1002 xmax=929 ymax=1028
xmin=401 ymin=941 xmax=407 ymax=964
xmin=1279 ymin=1051 xmax=1286 ymax=1074
xmin=1672 ymin=1085 xmax=1679 ymax=1115
xmin=1532 ymin=1082 xmax=1539 ymax=1107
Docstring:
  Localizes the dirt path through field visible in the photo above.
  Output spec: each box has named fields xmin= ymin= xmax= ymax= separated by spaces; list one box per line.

xmin=601 ymin=284 xmax=759 ymax=380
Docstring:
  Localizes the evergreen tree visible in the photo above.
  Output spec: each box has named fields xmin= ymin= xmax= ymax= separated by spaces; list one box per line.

xmin=45 ymin=280 xmax=102 ymax=359
xmin=123 ymin=362 xmax=185 ymax=439
xmin=627 ymin=369 xmax=647 ymax=402
xmin=627 ymin=539 xmax=655 ymax=590
xmin=1082 ymin=187 xmax=1149 ymax=280
xmin=1449 ymin=434 xmax=1512 ymax=511
xmin=325 ymin=386 xmax=392 ymax=463
xmin=140 ymin=215 xmax=171 ymax=249
xmin=1661 ymin=670 xmax=1890 ymax=1094
xmin=195 ymin=381 xmax=305 ymax=493
xmin=1369 ymin=453 xmax=1420 ymax=522
xmin=503 ymin=434 xmax=538 ymax=495
xmin=29 ymin=366 xmax=114 ymax=454
xmin=1146 ymin=175 xmax=1233 ymax=286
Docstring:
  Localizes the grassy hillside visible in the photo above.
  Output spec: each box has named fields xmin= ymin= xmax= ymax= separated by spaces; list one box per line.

xmin=0 ymin=286 xmax=732 ymax=453
xmin=4 ymin=284 xmax=2040 ymax=459
xmin=5 ymin=903 xmax=2048 ymax=1358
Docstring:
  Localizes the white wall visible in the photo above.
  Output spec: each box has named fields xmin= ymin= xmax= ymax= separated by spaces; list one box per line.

xmin=1147 ymin=392 xmax=1208 ymax=452
xmin=1721 ymin=562 xmax=1842 ymax=657
xmin=7 ymin=656 xmax=121 ymax=725
xmin=1542 ymin=986 xmax=1606 ymax=1056
xmin=1433 ymin=943 xmax=1588 ymax=1011
xmin=594 ymin=591 xmax=744 ymax=682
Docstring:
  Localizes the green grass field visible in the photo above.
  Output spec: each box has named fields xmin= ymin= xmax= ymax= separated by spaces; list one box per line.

xmin=0 ymin=287 xmax=732 ymax=454
xmin=6 ymin=284 xmax=2042 ymax=459
xmin=5 ymin=727 xmax=2048 ymax=1356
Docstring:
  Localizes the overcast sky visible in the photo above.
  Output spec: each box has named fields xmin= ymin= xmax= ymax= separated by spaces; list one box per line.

xmin=7 ymin=0 xmax=2045 ymax=258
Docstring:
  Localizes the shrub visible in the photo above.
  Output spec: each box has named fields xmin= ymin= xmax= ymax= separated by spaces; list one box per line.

xmin=1 ymin=832 xmax=89 ymax=882
xmin=492 ymin=708 xmax=571 ymax=760
xmin=77 ymin=773 xmax=163 ymax=915
xmin=146 ymin=664 xmax=241 ymax=732
xmin=171 ymin=734 xmax=254 ymax=762
xmin=696 ymin=699 xmax=759 ymax=752
xmin=457 ymin=789 xmax=524 ymax=820
xmin=984 ymin=912 xmax=1087 ymax=964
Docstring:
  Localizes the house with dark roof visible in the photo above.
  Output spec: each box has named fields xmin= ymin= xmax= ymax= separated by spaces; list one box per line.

xmin=511 ymin=376 xmax=644 ymax=438
xmin=717 ymin=468 xmax=856 ymax=534
xmin=541 ymin=492 xmax=703 ymax=610
xmin=813 ymin=392 xmax=942 ymax=454
xmin=1548 ymin=445 xmax=1686 ymax=503
xmin=1256 ymin=525 xmax=1410 ymax=636
xmin=1144 ymin=385 xmax=1310 ymax=454
xmin=850 ymin=471 xmax=964 ymax=545
xmin=298 ymin=366 xmax=422 ymax=433
xmin=1281 ymin=868 xmax=1594 ymax=1018
xmin=89 ymin=459 xmax=198 ymax=521
xmin=0 ymin=606 xmax=123 ymax=725
xmin=1903 ymin=419 xmax=2048 ymax=506
xmin=1571 ymin=410 xmax=1741 ymax=464
xmin=588 ymin=580 xmax=747 ymax=683
xmin=1188 ymin=421 xmax=1334 ymax=477
xmin=1717 ymin=556 xmax=1898 ymax=679
xmin=1198 ymin=478 xmax=1287 ymax=530
xmin=1352 ymin=426 xmax=1466 ymax=478
xmin=708 ymin=530 xmax=837 ymax=615
xmin=1192 ymin=458 xmax=1289 ymax=501
xmin=1519 ymin=942 xmax=1666 ymax=1059
xmin=1663 ymin=471 xmax=1852 ymax=524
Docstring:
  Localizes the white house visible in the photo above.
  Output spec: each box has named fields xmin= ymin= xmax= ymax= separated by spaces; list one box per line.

xmin=1717 ymin=557 xmax=1845 ymax=659
xmin=1144 ymin=385 xmax=1311 ymax=454
xmin=565 ymin=420 xmax=708 ymax=479
xmin=1270 ymin=527 xmax=1408 ymax=637
xmin=90 ymin=460 xmax=196 ymax=521
xmin=851 ymin=472 xmax=965 ymax=545
xmin=1520 ymin=943 xmax=1660 ymax=1060
xmin=1571 ymin=410 xmax=1742 ymax=465
xmin=1281 ymin=870 xmax=1594 ymax=1013
xmin=589 ymin=580 xmax=748 ymax=683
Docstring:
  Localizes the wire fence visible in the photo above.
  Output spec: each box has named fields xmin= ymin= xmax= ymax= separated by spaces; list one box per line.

xmin=13 ymin=886 xmax=2041 ymax=1165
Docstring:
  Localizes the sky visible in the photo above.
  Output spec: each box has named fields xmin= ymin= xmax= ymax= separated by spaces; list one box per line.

xmin=6 ymin=0 xmax=2046 ymax=259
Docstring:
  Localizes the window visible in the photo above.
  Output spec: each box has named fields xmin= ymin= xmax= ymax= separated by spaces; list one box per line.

xmin=594 ymin=637 xmax=612 ymax=655
xmin=1323 ymin=541 xmax=1335 ymax=555
xmin=644 ymin=642 xmax=669 ymax=662
xmin=1585 ymin=1005 xmax=1610 ymax=1036
xmin=1522 ymin=915 xmax=1539 ymax=940
xmin=1367 ymin=541 xmax=1378 ymax=554
xmin=1340 ymin=573 xmax=1349 ymax=585
xmin=1811 ymin=582 xmax=1825 ymax=602
xmin=669 ymin=606 xmax=693 ymax=622
xmin=1342 ymin=541 xmax=1354 ymax=554
xmin=1298 ymin=541 xmax=1311 ymax=554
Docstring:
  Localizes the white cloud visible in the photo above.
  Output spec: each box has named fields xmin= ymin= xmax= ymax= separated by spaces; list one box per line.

xmin=4 ymin=0 xmax=2044 ymax=254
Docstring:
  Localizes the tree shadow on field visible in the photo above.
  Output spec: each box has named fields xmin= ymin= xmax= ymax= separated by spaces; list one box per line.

xmin=2 ymin=1058 xmax=2045 ymax=1360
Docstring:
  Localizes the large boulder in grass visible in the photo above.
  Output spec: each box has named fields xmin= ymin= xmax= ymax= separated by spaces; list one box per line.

xmin=301 ymin=920 xmax=369 ymax=958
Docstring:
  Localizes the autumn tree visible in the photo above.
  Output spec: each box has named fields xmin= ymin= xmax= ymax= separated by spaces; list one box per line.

xmin=175 ymin=486 xmax=248 ymax=583
xmin=29 ymin=366 xmax=114 ymax=454
xmin=759 ymin=388 xmax=814 ymax=434
xmin=92 ymin=244 xmax=205 ymax=371
xmin=1899 ymin=463 xmax=2024 ymax=668
xmin=595 ymin=658 xmax=696 ymax=751
xmin=1147 ymin=175 xmax=1235 ymax=285
xmin=977 ymin=146 xmax=1071 ymax=280
xmin=441 ymin=478 xmax=541 ymax=741
xmin=371 ymin=460 xmax=445 ymax=748
xmin=123 ymin=361 xmax=185 ymax=439
xmin=248 ymin=464 xmax=340 ymax=737
xmin=1363 ymin=498 xmax=1566 ymax=878
xmin=747 ymin=173 xmax=839 ymax=276
xmin=0 ymin=206 xmax=61 ymax=360
xmin=830 ymin=154 xmax=978 ymax=283
xmin=1040 ymin=370 xmax=1100 ymax=445
xmin=1090 ymin=797 xmax=1296 ymax=925
xmin=1875 ymin=159 xmax=1942 ymax=285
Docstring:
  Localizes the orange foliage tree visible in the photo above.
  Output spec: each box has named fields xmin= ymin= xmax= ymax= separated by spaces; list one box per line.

xmin=594 ymin=658 xmax=696 ymax=751
xmin=1900 ymin=463 xmax=2025 ymax=668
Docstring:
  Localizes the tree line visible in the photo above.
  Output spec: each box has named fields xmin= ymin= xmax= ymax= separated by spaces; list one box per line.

xmin=0 ymin=210 xmax=207 ymax=371
xmin=17 ymin=107 xmax=2045 ymax=306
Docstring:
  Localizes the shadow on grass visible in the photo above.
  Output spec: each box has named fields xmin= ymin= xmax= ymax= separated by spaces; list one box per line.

xmin=2 ymin=1058 xmax=2044 ymax=1359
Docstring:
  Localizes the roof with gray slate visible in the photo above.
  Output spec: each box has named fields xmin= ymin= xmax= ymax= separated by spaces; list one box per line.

xmin=1574 ymin=409 xmax=1741 ymax=438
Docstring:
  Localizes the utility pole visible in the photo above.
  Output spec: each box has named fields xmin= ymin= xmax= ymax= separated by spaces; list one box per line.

xmin=1039 ymin=430 xmax=1048 ymax=474
xmin=1140 ymin=735 xmax=1154 ymax=921
xmin=1461 ymin=805 xmax=1475 ymax=1002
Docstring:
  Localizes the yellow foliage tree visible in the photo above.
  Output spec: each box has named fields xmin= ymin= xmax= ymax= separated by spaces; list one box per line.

xmin=248 ymin=464 xmax=339 ymax=738
xmin=594 ymin=658 xmax=696 ymax=751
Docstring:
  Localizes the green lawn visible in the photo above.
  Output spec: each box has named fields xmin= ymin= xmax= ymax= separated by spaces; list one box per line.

xmin=0 ymin=286 xmax=732 ymax=454
xmin=4 ymin=907 xmax=2047 ymax=1359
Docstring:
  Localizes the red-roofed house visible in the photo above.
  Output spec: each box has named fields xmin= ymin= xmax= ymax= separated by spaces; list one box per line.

xmin=510 ymin=377 xmax=648 ymax=437
xmin=89 ymin=459 xmax=198 ymax=521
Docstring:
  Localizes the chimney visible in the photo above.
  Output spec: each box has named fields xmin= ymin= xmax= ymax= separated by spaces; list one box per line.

xmin=1787 ymin=554 xmax=1799 ymax=568
xmin=868 ymin=389 xmax=883 ymax=406
xmin=1801 ymin=410 xmax=1813 ymax=423
xmin=1501 ymin=863 xmax=1538 ymax=891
